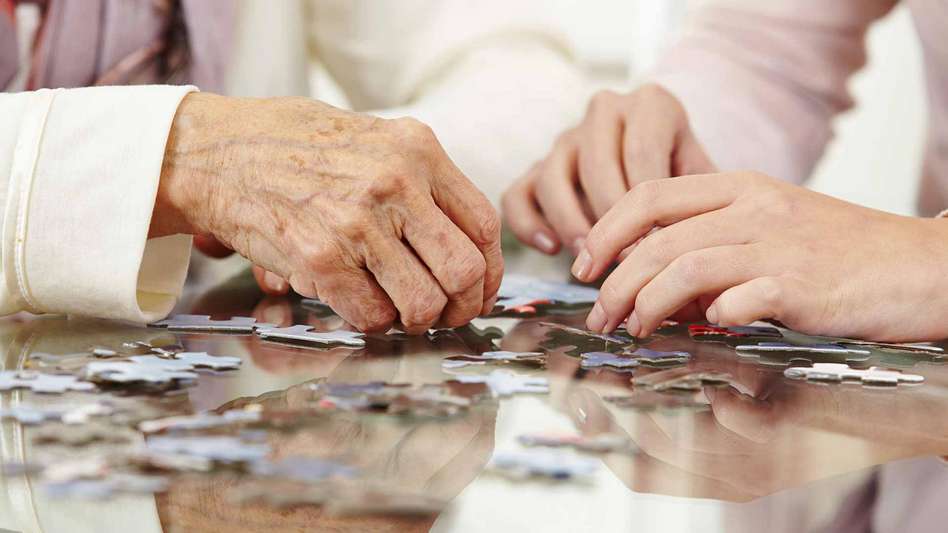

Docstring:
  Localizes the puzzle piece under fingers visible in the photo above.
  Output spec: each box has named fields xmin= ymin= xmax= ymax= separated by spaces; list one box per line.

xmin=0 ymin=371 xmax=96 ymax=394
xmin=171 ymin=352 xmax=242 ymax=370
xmin=442 ymin=351 xmax=546 ymax=369
xmin=622 ymin=347 xmax=691 ymax=366
xmin=493 ymin=275 xmax=599 ymax=314
xmin=256 ymin=325 xmax=366 ymax=347
xmin=450 ymin=370 xmax=549 ymax=398
xmin=689 ymin=324 xmax=783 ymax=340
xmin=784 ymin=364 xmax=924 ymax=387
xmin=150 ymin=314 xmax=275 ymax=333
xmin=540 ymin=322 xmax=634 ymax=356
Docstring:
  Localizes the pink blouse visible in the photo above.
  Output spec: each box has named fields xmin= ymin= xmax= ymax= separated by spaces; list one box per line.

xmin=650 ymin=0 xmax=948 ymax=215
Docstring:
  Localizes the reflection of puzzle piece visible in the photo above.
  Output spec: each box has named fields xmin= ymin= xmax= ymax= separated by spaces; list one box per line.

xmin=736 ymin=342 xmax=871 ymax=367
xmin=251 ymin=456 xmax=358 ymax=483
xmin=450 ymin=370 xmax=549 ymax=398
xmin=0 ymin=371 xmax=96 ymax=394
xmin=649 ymin=372 xmax=733 ymax=392
xmin=580 ymin=352 xmax=639 ymax=372
xmin=0 ymin=402 xmax=115 ymax=425
xmin=604 ymin=391 xmax=708 ymax=411
xmin=623 ymin=347 xmax=691 ymax=367
xmin=689 ymin=324 xmax=782 ymax=339
xmin=442 ymin=351 xmax=545 ymax=369
xmin=784 ymin=364 xmax=924 ymax=387
xmin=256 ymin=325 xmax=365 ymax=347
xmin=150 ymin=314 xmax=274 ymax=333
xmin=489 ymin=450 xmax=598 ymax=481
xmin=428 ymin=324 xmax=505 ymax=353
xmin=171 ymin=352 xmax=242 ymax=370
xmin=44 ymin=473 xmax=168 ymax=499
xmin=139 ymin=408 xmax=263 ymax=433
xmin=146 ymin=435 xmax=270 ymax=464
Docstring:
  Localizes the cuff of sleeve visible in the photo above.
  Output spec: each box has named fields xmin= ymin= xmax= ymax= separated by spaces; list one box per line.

xmin=6 ymin=85 xmax=196 ymax=323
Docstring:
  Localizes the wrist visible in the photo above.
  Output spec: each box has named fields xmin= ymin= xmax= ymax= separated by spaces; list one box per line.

xmin=151 ymin=92 xmax=231 ymax=238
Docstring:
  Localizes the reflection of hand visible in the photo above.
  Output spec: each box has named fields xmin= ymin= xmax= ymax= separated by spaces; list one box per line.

xmin=572 ymin=172 xmax=948 ymax=341
xmin=157 ymin=374 xmax=497 ymax=532
xmin=552 ymin=353 xmax=948 ymax=502
xmin=502 ymin=84 xmax=714 ymax=256
xmin=153 ymin=93 xmax=503 ymax=333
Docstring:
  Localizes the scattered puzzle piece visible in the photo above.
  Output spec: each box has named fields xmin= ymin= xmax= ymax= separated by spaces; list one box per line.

xmin=146 ymin=435 xmax=271 ymax=464
xmin=736 ymin=342 xmax=872 ymax=367
xmin=450 ymin=370 xmax=549 ymax=398
xmin=150 ymin=314 xmax=274 ymax=333
xmin=171 ymin=352 xmax=242 ymax=370
xmin=784 ymin=364 xmax=924 ymax=387
xmin=580 ymin=352 xmax=639 ymax=372
xmin=256 ymin=325 xmax=366 ymax=347
xmin=44 ymin=473 xmax=169 ymax=499
xmin=0 ymin=371 xmax=96 ymax=394
xmin=250 ymin=456 xmax=358 ymax=483
xmin=85 ymin=360 xmax=198 ymax=386
xmin=689 ymin=324 xmax=782 ymax=339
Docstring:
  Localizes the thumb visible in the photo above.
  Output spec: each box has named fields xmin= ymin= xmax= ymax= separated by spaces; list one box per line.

xmin=674 ymin=128 xmax=717 ymax=176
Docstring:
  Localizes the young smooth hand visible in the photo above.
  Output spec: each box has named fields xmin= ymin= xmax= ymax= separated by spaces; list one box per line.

xmin=571 ymin=172 xmax=948 ymax=342
xmin=151 ymin=93 xmax=502 ymax=334
xmin=501 ymin=84 xmax=714 ymax=255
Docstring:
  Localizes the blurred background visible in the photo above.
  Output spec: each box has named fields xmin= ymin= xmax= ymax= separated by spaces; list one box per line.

xmin=306 ymin=0 xmax=924 ymax=215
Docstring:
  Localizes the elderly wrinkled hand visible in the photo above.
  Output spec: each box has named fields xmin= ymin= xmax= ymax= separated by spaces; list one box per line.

xmin=571 ymin=171 xmax=948 ymax=342
xmin=501 ymin=84 xmax=714 ymax=256
xmin=151 ymin=93 xmax=502 ymax=333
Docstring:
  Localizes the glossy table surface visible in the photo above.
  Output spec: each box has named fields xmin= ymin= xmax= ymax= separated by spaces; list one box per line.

xmin=1 ymin=257 xmax=947 ymax=533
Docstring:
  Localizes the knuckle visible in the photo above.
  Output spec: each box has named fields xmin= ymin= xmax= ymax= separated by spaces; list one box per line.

xmin=359 ymin=306 xmax=397 ymax=333
xmin=474 ymin=209 xmax=502 ymax=246
xmin=553 ymin=130 xmax=577 ymax=151
xmin=334 ymin=208 xmax=374 ymax=242
xmin=630 ymin=179 xmax=660 ymax=209
xmin=394 ymin=117 xmax=439 ymax=150
xmin=756 ymin=277 xmax=784 ymax=309
xmin=301 ymin=245 xmax=342 ymax=273
xmin=403 ymin=292 xmax=447 ymax=327
xmin=671 ymin=252 xmax=711 ymax=287
xmin=447 ymin=254 xmax=486 ymax=295
xmin=365 ymin=172 xmax=412 ymax=203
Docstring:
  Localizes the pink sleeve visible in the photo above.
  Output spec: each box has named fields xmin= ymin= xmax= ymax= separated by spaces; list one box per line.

xmin=649 ymin=0 xmax=898 ymax=183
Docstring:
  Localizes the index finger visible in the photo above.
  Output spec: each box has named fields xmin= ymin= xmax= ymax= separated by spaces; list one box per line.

xmin=431 ymin=158 xmax=504 ymax=313
xmin=572 ymin=173 xmax=747 ymax=282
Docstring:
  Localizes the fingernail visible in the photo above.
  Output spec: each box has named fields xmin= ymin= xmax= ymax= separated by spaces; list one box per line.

xmin=586 ymin=302 xmax=607 ymax=333
xmin=705 ymin=305 xmax=719 ymax=324
xmin=704 ymin=386 xmax=718 ymax=403
xmin=626 ymin=312 xmax=641 ymax=338
xmin=264 ymin=271 xmax=288 ymax=292
xmin=533 ymin=232 xmax=557 ymax=254
xmin=572 ymin=237 xmax=586 ymax=256
xmin=262 ymin=305 xmax=289 ymax=326
xmin=572 ymin=249 xmax=592 ymax=280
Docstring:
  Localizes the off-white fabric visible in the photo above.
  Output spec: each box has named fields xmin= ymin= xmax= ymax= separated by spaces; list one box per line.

xmin=0 ymin=85 xmax=196 ymax=325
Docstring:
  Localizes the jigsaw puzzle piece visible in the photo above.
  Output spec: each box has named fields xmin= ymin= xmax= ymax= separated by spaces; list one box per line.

xmin=688 ymin=324 xmax=783 ymax=340
xmin=783 ymin=364 xmax=924 ymax=387
xmin=256 ymin=325 xmax=366 ymax=347
xmin=735 ymin=341 xmax=872 ymax=367
xmin=450 ymin=369 xmax=549 ymax=398
xmin=622 ymin=347 xmax=691 ymax=367
xmin=580 ymin=352 xmax=640 ymax=372
xmin=0 ymin=371 xmax=96 ymax=394
xmin=150 ymin=314 xmax=274 ymax=333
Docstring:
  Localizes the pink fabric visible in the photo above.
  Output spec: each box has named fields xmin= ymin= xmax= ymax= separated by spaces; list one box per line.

xmin=650 ymin=0 xmax=948 ymax=215
xmin=1 ymin=0 xmax=234 ymax=92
